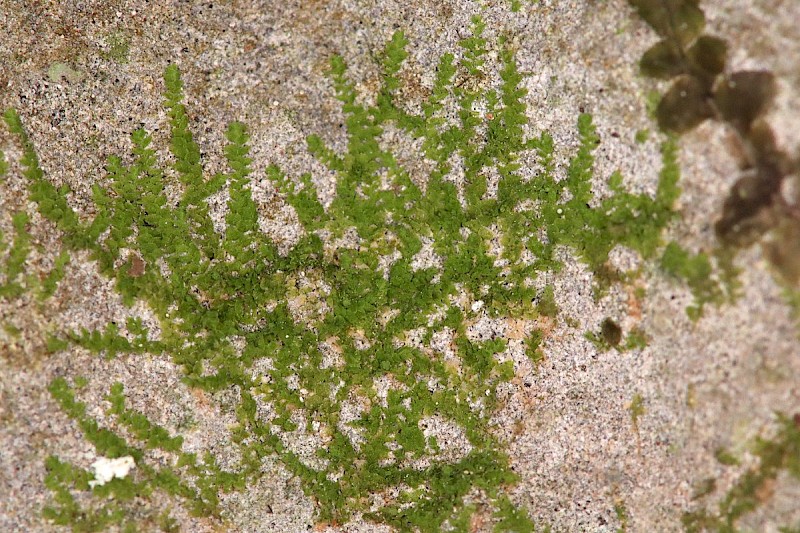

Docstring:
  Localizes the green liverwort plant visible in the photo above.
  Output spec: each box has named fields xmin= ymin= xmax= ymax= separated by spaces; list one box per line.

xmin=4 ymin=20 xmax=681 ymax=532
xmin=626 ymin=0 xmax=800 ymax=316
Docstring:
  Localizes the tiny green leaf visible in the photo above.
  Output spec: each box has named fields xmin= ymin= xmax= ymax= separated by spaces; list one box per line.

xmin=628 ymin=0 xmax=706 ymax=46
xmin=640 ymin=39 xmax=687 ymax=79
xmin=687 ymin=35 xmax=727 ymax=77
xmin=714 ymin=71 xmax=777 ymax=131
xmin=656 ymin=75 xmax=714 ymax=133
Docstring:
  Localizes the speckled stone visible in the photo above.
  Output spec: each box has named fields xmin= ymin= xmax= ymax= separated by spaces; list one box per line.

xmin=1 ymin=1 xmax=799 ymax=531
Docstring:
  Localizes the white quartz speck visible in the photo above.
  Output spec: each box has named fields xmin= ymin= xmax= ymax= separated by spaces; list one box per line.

xmin=88 ymin=456 xmax=136 ymax=488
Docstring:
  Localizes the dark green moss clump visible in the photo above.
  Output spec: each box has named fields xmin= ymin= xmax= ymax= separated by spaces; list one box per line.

xmin=600 ymin=318 xmax=622 ymax=347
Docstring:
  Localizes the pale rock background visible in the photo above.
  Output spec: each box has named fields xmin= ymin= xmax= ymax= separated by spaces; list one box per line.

xmin=1 ymin=1 xmax=798 ymax=531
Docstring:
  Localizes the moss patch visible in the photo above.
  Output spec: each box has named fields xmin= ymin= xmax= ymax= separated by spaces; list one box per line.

xmin=4 ymin=20 xmax=682 ymax=532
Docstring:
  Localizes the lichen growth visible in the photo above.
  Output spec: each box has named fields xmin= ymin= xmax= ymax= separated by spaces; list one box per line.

xmin=47 ymin=63 xmax=84 ymax=84
xmin=103 ymin=32 xmax=130 ymax=63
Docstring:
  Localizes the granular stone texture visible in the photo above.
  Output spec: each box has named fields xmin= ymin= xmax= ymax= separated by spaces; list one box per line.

xmin=1 ymin=1 xmax=799 ymax=532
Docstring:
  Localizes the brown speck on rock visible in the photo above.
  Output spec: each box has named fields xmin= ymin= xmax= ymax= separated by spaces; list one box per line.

xmin=127 ymin=253 xmax=146 ymax=277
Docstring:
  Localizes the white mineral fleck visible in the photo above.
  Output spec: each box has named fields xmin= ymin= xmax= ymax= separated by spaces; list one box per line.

xmin=88 ymin=456 xmax=136 ymax=488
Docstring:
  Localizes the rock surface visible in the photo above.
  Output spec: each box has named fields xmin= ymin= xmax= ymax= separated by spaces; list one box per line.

xmin=1 ymin=1 xmax=799 ymax=531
